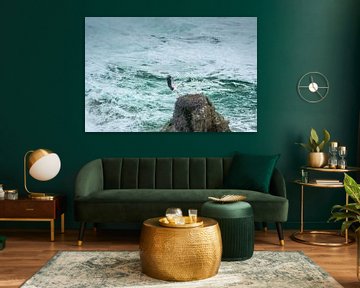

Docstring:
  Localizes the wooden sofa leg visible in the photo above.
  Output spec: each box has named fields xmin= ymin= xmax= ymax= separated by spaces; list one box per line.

xmin=276 ymin=222 xmax=285 ymax=246
xmin=262 ymin=222 xmax=268 ymax=232
xmin=78 ymin=222 xmax=86 ymax=246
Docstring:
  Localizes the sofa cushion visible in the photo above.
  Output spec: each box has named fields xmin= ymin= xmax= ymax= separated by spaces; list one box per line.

xmin=224 ymin=153 xmax=280 ymax=193
xmin=75 ymin=188 xmax=288 ymax=222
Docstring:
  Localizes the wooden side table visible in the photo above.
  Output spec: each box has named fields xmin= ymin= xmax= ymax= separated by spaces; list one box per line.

xmin=0 ymin=195 xmax=66 ymax=241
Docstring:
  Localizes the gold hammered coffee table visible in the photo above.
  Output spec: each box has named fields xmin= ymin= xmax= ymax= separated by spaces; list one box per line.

xmin=139 ymin=217 xmax=222 ymax=281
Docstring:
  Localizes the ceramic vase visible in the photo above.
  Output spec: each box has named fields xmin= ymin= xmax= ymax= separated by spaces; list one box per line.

xmin=308 ymin=152 xmax=328 ymax=168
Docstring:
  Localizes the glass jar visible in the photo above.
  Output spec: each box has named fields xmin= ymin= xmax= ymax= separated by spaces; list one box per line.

xmin=328 ymin=142 xmax=338 ymax=169
xmin=301 ymin=169 xmax=308 ymax=183
xmin=165 ymin=208 xmax=183 ymax=224
xmin=0 ymin=184 xmax=4 ymax=200
xmin=5 ymin=189 xmax=18 ymax=200
xmin=337 ymin=146 xmax=347 ymax=169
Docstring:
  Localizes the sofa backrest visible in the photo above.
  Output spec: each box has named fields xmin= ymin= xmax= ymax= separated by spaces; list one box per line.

xmin=102 ymin=158 xmax=233 ymax=189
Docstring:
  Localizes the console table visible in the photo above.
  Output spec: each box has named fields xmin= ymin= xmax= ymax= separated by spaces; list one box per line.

xmin=291 ymin=166 xmax=359 ymax=246
xmin=0 ymin=195 xmax=65 ymax=241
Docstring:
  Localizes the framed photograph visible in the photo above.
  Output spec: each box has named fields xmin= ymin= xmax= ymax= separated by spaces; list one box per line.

xmin=85 ymin=17 xmax=257 ymax=132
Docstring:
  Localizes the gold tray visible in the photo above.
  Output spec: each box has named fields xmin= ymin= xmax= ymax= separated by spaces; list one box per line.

xmin=208 ymin=194 xmax=246 ymax=203
xmin=159 ymin=216 xmax=204 ymax=228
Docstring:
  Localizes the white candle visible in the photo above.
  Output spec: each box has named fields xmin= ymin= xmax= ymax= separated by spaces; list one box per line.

xmin=339 ymin=146 xmax=346 ymax=153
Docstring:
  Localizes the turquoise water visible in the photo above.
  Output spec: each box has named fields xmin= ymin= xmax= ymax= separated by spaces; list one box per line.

xmin=85 ymin=17 xmax=257 ymax=132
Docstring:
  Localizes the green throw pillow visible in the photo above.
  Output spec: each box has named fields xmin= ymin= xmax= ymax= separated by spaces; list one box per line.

xmin=224 ymin=153 xmax=280 ymax=193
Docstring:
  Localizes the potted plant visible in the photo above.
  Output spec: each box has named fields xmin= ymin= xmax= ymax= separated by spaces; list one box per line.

xmin=329 ymin=173 xmax=360 ymax=279
xmin=329 ymin=173 xmax=360 ymax=233
xmin=296 ymin=128 xmax=330 ymax=167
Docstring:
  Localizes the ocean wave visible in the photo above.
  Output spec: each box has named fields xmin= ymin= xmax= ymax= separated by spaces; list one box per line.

xmin=85 ymin=64 xmax=256 ymax=132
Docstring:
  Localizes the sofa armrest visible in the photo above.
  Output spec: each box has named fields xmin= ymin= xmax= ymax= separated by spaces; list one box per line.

xmin=75 ymin=159 xmax=104 ymax=199
xmin=269 ymin=168 xmax=287 ymax=198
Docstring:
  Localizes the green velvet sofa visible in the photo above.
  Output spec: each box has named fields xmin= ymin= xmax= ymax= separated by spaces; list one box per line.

xmin=74 ymin=157 xmax=288 ymax=245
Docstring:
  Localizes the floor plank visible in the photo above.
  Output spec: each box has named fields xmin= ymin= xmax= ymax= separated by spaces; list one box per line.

xmin=0 ymin=229 xmax=358 ymax=287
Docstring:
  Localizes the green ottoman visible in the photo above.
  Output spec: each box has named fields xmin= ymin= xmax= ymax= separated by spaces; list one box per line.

xmin=201 ymin=201 xmax=254 ymax=261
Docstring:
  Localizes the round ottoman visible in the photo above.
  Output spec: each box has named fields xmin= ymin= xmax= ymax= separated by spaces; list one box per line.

xmin=201 ymin=201 xmax=254 ymax=261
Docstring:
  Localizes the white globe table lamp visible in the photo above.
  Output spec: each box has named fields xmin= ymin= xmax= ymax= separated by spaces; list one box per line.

xmin=24 ymin=149 xmax=61 ymax=199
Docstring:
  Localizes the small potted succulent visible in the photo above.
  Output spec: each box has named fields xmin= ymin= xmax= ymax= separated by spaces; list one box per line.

xmin=296 ymin=128 xmax=330 ymax=167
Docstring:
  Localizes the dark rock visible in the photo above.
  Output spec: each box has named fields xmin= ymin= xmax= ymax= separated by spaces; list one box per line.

xmin=161 ymin=94 xmax=231 ymax=132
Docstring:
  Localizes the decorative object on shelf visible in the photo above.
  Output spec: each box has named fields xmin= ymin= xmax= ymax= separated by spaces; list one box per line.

xmin=297 ymin=71 xmax=329 ymax=103
xmin=338 ymin=146 xmax=347 ymax=169
xmin=24 ymin=148 xmax=61 ymax=199
xmin=4 ymin=189 xmax=18 ymax=200
xmin=328 ymin=142 xmax=338 ymax=169
xmin=0 ymin=184 xmax=4 ymax=200
xmin=296 ymin=128 xmax=330 ymax=168
xmin=208 ymin=194 xmax=246 ymax=203
xmin=315 ymin=179 xmax=340 ymax=185
xmin=329 ymin=173 xmax=360 ymax=280
xmin=308 ymin=152 xmax=328 ymax=168
xmin=300 ymin=169 xmax=309 ymax=183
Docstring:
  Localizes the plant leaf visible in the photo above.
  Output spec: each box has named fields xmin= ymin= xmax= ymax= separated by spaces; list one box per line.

xmin=341 ymin=220 xmax=358 ymax=234
xmin=308 ymin=137 xmax=316 ymax=152
xmin=317 ymin=140 xmax=325 ymax=152
xmin=329 ymin=211 xmax=357 ymax=221
xmin=331 ymin=203 xmax=360 ymax=215
xmin=344 ymin=173 xmax=360 ymax=204
xmin=323 ymin=129 xmax=330 ymax=144
xmin=329 ymin=175 xmax=360 ymax=232
xmin=310 ymin=128 xmax=319 ymax=144
xmin=295 ymin=142 xmax=312 ymax=152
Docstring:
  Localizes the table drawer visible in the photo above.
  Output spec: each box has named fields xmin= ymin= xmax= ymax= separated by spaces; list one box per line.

xmin=1 ymin=201 xmax=55 ymax=218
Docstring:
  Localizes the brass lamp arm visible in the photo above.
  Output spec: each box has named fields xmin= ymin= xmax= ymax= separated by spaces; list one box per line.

xmin=24 ymin=150 xmax=33 ymax=194
xmin=24 ymin=150 xmax=47 ymax=198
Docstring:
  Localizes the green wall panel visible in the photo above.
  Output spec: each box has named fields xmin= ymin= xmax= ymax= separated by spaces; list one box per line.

xmin=0 ymin=0 xmax=359 ymax=230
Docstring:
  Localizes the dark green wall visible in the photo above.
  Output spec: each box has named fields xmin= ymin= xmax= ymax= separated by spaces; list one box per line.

xmin=1 ymin=0 xmax=359 ymax=230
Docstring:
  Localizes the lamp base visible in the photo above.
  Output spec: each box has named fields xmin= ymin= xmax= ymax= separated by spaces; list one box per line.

xmin=28 ymin=193 xmax=55 ymax=200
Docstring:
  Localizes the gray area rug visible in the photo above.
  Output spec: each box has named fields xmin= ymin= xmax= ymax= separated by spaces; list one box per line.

xmin=21 ymin=251 xmax=342 ymax=288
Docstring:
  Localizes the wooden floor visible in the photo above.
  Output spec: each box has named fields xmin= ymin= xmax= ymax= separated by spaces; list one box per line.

xmin=0 ymin=228 xmax=358 ymax=288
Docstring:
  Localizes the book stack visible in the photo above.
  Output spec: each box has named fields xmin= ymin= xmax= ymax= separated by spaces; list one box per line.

xmin=314 ymin=179 xmax=341 ymax=185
